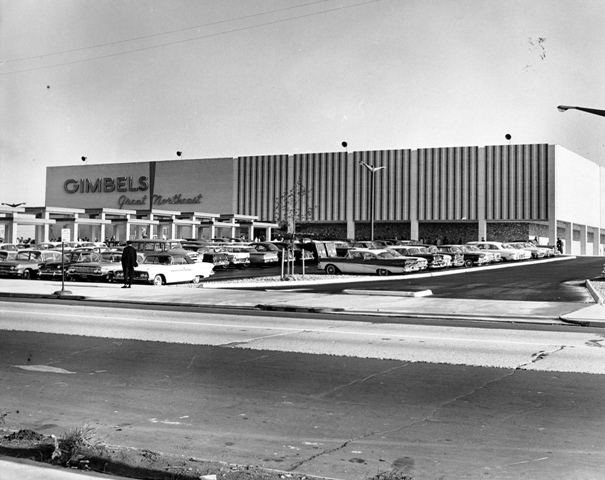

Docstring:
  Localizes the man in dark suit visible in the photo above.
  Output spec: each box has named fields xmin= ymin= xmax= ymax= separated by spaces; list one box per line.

xmin=121 ymin=240 xmax=138 ymax=288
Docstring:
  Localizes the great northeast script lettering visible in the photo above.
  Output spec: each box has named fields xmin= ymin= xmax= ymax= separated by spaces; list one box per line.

xmin=117 ymin=193 xmax=202 ymax=209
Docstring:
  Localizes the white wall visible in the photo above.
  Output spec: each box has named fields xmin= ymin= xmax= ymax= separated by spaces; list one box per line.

xmin=555 ymin=145 xmax=602 ymax=228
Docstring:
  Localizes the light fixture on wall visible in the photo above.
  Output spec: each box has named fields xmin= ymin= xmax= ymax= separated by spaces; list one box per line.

xmin=176 ymin=151 xmax=182 ymax=158
xmin=81 ymin=156 xmax=87 ymax=163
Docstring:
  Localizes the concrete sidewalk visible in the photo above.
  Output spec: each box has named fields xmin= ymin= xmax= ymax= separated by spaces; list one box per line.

xmin=0 ymin=275 xmax=603 ymax=327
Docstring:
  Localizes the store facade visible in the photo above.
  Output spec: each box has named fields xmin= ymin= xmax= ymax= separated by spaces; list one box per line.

xmin=37 ymin=143 xmax=605 ymax=254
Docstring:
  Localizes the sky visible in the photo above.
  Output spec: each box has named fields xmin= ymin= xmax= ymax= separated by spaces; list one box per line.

xmin=1 ymin=0 xmax=605 ymax=207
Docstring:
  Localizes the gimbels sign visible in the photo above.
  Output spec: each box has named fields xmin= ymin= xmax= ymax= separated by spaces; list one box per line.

xmin=48 ymin=158 xmax=232 ymax=212
xmin=64 ymin=176 xmax=149 ymax=194
xmin=63 ymin=175 xmax=202 ymax=209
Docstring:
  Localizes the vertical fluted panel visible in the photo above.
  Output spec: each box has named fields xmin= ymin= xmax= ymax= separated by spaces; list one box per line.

xmin=417 ymin=147 xmax=479 ymax=220
xmin=352 ymin=149 xmax=412 ymax=221
xmin=485 ymin=144 xmax=550 ymax=220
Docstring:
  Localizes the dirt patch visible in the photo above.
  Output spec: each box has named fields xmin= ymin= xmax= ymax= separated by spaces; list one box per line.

xmin=0 ymin=428 xmax=317 ymax=480
xmin=0 ymin=428 xmax=412 ymax=480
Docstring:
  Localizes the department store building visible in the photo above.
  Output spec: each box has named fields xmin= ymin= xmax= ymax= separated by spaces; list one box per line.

xmin=2 ymin=143 xmax=604 ymax=255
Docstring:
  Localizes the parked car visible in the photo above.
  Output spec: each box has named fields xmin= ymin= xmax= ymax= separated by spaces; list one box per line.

xmin=438 ymin=245 xmax=490 ymax=268
xmin=114 ymin=252 xmax=214 ymax=286
xmin=0 ymin=249 xmax=63 ymax=279
xmin=216 ymin=245 xmax=251 ymax=268
xmin=318 ymin=248 xmax=427 ymax=276
xmin=462 ymin=244 xmax=501 ymax=263
xmin=0 ymin=243 xmax=19 ymax=252
xmin=508 ymin=241 xmax=549 ymax=259
xmin=38 ymin=250 xmax=103 ymax=280
xmin=67 ymin=251 xmax=145 ymax=282
xmin=467 ymin=241 xmax=522 ymax=261
xmin=429 ymin=245 xmax=465 ymax=267
xmin=0 ymin=251 xmax=17 ymax=262
xmin=232 ymin=245 xmax=279 ymax=266
xmin=250 ymin=242 xmax=293 ymax=262
xmin=387 ymin=245 xmax=451 ymax=269
xmin=195 ymin=245 xmax=230 ymax=269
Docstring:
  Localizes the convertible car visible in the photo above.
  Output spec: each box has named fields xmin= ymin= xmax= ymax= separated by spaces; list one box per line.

xmin=318 ymin=248 xmax=428 ymax=276
xmin=114 ymin=252 xmax=214 ymax=286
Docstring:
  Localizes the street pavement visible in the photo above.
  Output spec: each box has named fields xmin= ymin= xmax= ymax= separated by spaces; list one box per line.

xmin=0 ymin=262 xmax=604 ymax=479
xmin=0 ymin=262 xmax=603 ymax=327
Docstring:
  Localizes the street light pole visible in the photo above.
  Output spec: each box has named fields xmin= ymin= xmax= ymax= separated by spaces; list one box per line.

xmin=360 ymin=162 xmax=386 ymax=241
xmin=557 ymin=105 xmax=605 ymax=117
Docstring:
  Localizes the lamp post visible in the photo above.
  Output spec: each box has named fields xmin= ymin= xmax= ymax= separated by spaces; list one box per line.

xmin=557 ymin=105 xmax=605 ymax=117
xmin=359 ymin=161 xmax=386 ymax=241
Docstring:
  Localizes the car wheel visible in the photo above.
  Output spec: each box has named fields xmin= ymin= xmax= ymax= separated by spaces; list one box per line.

xmin=325 ymin=264 xmax=339 ymax=275
xmin=22 ymin=269 xmax=31 ymax=280
xmin=464 ymin=259 xmax=474 ymax=268
xmin=153 ymin=275 xmax=164 ymax=286
xmin=377 ymin=268 xmax=390 ymax=276
xmin=192 ymin=275 xmax=201 ymax=284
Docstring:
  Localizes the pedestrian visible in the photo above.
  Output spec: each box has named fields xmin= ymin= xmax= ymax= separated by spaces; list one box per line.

xmin=121 ymin=240 xmax=138 ymax=288
xmin=556 ymin=237 xmax=563 ymax=254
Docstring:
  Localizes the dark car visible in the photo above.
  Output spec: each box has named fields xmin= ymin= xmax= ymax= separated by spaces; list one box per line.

xmin=386 ymin=245 xmax=450 ymax=269
xmin=438 ymin=245 xmax=489 ymax=268
xmin=249 ymin=242 xmax=291 ymax=261
xmin=67 ymin=251 xmax=145 ymax=282
xmin=0 ymin=249 xmax=63 ymax=279
xmin=39 ymin=250 xmax=103 ymax=280
xmin=195 ymin=245 xmax=230 ymax=269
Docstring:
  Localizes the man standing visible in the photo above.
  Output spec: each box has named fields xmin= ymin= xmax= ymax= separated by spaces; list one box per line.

xmin=121 ymin=240 xmax=138 ymax=288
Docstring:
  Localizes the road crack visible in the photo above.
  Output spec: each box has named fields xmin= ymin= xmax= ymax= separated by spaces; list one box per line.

xmin=288 ymin=347 xmax=567 ymax=472
xmin=318 ymin=364 xmax=410 ymax=399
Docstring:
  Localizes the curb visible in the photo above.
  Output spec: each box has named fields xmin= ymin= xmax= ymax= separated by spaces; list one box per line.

xmin=586 ymin=279 xmax=604 ymax=305
xmin=254 ymin=304 xmax=567 ymax=324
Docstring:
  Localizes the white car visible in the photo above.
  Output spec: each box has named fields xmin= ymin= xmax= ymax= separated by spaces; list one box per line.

xmin=467 ymin=241 xmax=522 ymax=261
xmin=114 ymin=252 xmax=214 ymax=286
xmin=218 ymin=245 xmax=251 ymax=268
xmin=502 ymin=243 xmax=533 ymax=260
xmin=508 ymin=242 xmax=550 ymax=259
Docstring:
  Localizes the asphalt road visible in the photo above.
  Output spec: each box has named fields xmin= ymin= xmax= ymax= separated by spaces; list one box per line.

xmin=2 ymin=302 xmax=605 ymax=479
xmin=232 ymin=257 xmax=603 ymax=303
